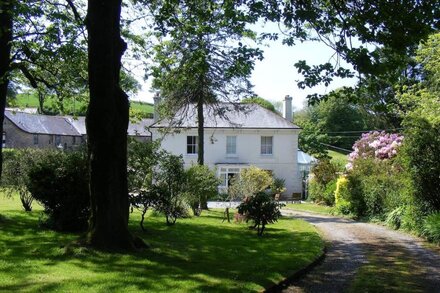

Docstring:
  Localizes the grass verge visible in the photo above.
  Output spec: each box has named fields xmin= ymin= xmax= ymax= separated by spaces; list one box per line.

xmin=285 ymin=202 xmax=334 ymax=215
xmin=0 ymin=195 xmax=324 ymax=292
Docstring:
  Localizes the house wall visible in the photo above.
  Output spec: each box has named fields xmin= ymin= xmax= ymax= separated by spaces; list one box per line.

xmin=3 ymin=118 xmax=82 ymax=150
xmin=151 ymin=127 xmax=302 ymax=199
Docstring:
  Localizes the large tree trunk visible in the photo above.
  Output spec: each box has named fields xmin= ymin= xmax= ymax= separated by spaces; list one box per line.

xmin=85 ymin=0 xmax=135 ymax=250
xmin=0 ymin=0 xmax=13 ymax=179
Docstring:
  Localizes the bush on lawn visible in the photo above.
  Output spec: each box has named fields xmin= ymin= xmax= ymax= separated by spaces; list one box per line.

xmin=229 ymin=166 xmax=273 ymax=200
xmin=1 ymin=149 xmax=35 ymax=211
xmin=185 ymin=164 xmax=220 ymax=216
xmin=237 ymin=192 xmax=284 ymax=236
xmin=26 ymin=149 xmax=89 ymax=231
xmin=153 ymin=153 xmax=189 ymax=225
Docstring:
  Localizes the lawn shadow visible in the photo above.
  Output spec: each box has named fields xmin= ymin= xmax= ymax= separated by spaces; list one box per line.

xmin=0 ymin=210 xmax=323 ymax=292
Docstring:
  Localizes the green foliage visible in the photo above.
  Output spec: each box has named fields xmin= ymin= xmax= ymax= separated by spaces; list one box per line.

xmin=153 ymin=153 xmax=189 ymax=225
xmin=345 ymin=158 xmax=411 ymax=219
xmin=1 ymin=149 xmax=34 ymax=211
xmin=229 ymin=166 xmax=273 ymax=200
xmin=422 ymin=212 xmax=440 ymax=243
xmin=241 ymin=97 xmax=276 ymax=112
xmin=270 ymin=177 xmax=286 ymax=195
xmin=185 ymin=165 xmax=220 ymax=216
xmin=127 ymin=139 xmax=163 ymax=231
xmin=385 ymin=206 xmax=405 ymax=230
xmin=334 ymin=176 xmax=351 ymax=215
xmin=311 ymin=159 xmax=339 ymax=186
xmin=26 ymin=150 xmax=89 ymax=231
xmin=237 ymin=192 xmax=284 ymax=236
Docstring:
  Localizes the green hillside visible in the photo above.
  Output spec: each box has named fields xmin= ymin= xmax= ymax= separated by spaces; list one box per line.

xmin=9 ymin=93 xmax=153 ymax=115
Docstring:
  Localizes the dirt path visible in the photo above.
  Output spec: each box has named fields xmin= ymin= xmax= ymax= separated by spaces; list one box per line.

xmin=281 ymin=210 xmax=440 ymax=293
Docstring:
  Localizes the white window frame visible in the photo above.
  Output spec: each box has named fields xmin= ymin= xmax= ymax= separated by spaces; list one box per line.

xmin=187 ymin=135 xmax=198 ymax=155
xmin=226 ymin=136 xmax=237 ymax=155
xmin=2 ymin=132 xmax=5 ymax=148
xmin=261 ymin=136 xmax=273 ymax=155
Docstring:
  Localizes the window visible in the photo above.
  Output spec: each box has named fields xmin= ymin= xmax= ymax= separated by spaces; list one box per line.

xmin=226 ymin=136 xmax=236 ymax=155
xmin=72 ymin=136 xmax=76 ymax=145
xmin=187 ymin=136 xmax=198 ymax=154
xmin=33 ymin=134 xmax=38 ymax=145
xmin=261 ymin=136 xmax=273 ymax=155
xmin=55 ymin=135 xmax=61 ymax=146
xmin=2 ymin=132 xmax=5 ymax=148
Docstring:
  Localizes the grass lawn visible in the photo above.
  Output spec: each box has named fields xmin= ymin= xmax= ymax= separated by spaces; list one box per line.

xmin=285 ymin=202 xmax=334 ymax=215
xmin=0 ymin=195 xmax=324 ymax=292
xmin=327 ymin=150 xmax=348 ymax=166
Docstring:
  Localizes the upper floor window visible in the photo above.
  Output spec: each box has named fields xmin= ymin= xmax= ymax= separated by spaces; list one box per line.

xmin=226 ymin=136 xmax=236 ymax=155
xmin=33 ymin=134 xmax=38 ymax=145
xmin=261 ymin=136 xmax=273 ymax=155
xmin=187 ymin=136 xmax=198 ymax=154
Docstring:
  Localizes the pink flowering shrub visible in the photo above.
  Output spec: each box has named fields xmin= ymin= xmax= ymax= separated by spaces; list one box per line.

xmin=346 ymin=131 xmax=404 ymax=169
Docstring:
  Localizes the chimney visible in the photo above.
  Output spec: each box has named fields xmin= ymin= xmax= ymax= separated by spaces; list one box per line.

xmin=153 ymin=92 xmax=161 ymax=122
xmin=283 ymin=95 xmax=292 ymax=121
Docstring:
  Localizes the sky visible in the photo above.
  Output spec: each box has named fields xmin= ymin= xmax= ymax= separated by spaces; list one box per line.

xmin=130 ymin=22 xmax=357 ymax=111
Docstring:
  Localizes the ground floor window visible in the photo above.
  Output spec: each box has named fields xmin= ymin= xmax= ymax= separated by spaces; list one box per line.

xmin=2 ymin=132 xmax=5 ymax=148
xmin=217 ymin=165 xmax=248 ymax=194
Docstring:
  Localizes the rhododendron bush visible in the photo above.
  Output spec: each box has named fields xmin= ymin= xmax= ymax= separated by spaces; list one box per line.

xmin=346 ymin=131 xmax=404 ymax=170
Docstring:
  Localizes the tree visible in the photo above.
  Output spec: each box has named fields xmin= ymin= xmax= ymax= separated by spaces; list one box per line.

xmin=85 ymin=0 xmax=141 ymax=250
xmin=277 ymin=0 xmax=440 ymax=104
xmin=242 ymin=96 xmax=276 ymax=112
xmin=185 ymin=164 xmax=220 ymax=216
xmin=0 ymin=0 xmax=13 ymax=179
xmin=149 ymin=0 xmax=263 ymax=165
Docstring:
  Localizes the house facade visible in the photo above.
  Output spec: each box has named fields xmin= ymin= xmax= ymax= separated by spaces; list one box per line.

xmin=150 ymin=96 xmax=302 ymax=199
xmin=3 ymin=109 xmax=152 ymax=149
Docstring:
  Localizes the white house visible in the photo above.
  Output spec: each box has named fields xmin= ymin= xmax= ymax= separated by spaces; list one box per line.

xmin=149 ymin=96 xmax=302 ymax=200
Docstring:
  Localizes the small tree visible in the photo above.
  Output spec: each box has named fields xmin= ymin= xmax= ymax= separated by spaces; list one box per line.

xmin=185 ymin=165 xmax=220 ymax=216
xmin=1 ymin=149 xmax=35 ymax=211
xmin=127 ymin=139 xmax=163 ymax=231
xmin=154 ymin=153 xmax=188 ymax=225
xmin=237 ymin=192 xmax=284 ymax=236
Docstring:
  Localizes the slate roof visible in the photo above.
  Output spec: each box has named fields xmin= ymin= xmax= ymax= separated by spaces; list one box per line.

xmin=5 ymin=110 xmax=81 ymax=136
xmin=5 ymin=110 xmax=153 ymax=137
xmin=151 ymin=103 xmax=300 ymax=129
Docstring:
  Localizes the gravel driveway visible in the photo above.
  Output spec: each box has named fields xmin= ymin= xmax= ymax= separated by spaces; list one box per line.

xmin=280 ymin=210 xmax=440 ymax=293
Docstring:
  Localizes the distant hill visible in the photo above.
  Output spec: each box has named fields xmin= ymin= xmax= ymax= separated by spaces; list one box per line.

xmin=8 ymin=93 xmax=154 ymax=116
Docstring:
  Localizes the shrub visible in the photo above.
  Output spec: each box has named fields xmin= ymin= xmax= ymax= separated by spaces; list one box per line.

xmin=237 ymin=192 xmax=284 ymax=236
xmin=307 ymin=176 xmax=336 ymax=206
xmin=270 ymin=177 xmax=286 ymax=198
xmin=334 ymin=176 xmax=351 ymax=215
xmin=153 ymin=153 xmax=188 ymax=225
xmin=127 ymin=139 xmax=163 ymax=230
xmin=311 ymin=159 xmax=339 ymax=186
xmin=26 ymin=149 xmax=89 ymax=231
xmin=422 ymin=212 xmax=440 ymax=243
xmin=402 ymin=118 xmax=440 ymax=212
xmin=385 ymin=206 xmax=405 ymax=230
xmin=229 ymin=166 xmax=273 ymax=200
xmin=185 ymin=165 xmax=220 ymax=216
xmin=1 ymin=149 xmax=35 ymax=211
